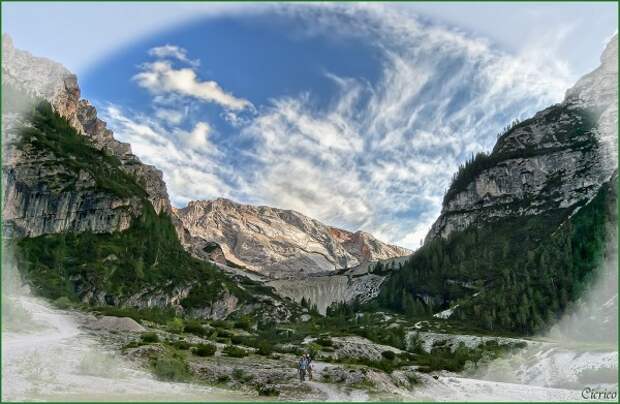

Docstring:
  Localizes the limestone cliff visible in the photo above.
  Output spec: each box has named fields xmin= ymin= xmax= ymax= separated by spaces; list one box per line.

xmin=2 ymin=34 xmax=170 ymax=239
xmin=426 ymin=35 xmax=618 ymax=242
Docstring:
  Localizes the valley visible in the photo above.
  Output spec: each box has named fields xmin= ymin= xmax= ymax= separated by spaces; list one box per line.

xmin=1 ymin=20 xmax=618 ymax=403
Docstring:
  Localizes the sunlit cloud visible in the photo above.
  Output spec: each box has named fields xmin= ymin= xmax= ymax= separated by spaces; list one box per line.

xmin=105 ymin=5 xmax=577 ymax=249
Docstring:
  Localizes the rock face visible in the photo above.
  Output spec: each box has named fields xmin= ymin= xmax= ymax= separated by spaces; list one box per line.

xmin=426 ymin=35 xmax=618 ymax=242
xmin=267 ymin=273 xmax=385 ymax=314
xmin=174 ymin=198 xmax=410 ymax=278
xmin=2 ymin=34 xmax=171 ymax=238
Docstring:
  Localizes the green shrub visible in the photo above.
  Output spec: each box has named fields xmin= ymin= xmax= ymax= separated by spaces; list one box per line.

xmin=256 ymin=339 xmax=273 ymax=356
xmin=141 ymin=332 xmax=159 ymax=343
xmin=216 ymin=329 xmax=233 ymax=338
xmin=53 ymin=296 xmax=73 ymax=309
xmin=305 ymin=342 xmax=321 ymax=359
xmin=193 ymin=343 xmax=217 ymax=357
xmin=173 ymin=340 xmax=191 ymax=350
xmin=381 ymin=350 xmax=396 ymax=360
xmin=183 ymin=320 xmax=207 ymax=337
xmin=231 ymin=335 xmax=244 ymax=345
xmin=232 ymin=368 xmax=253 ymax=383
xmin=151 ymin=354 xmax=191 ymax=382
xmin=166 ymin=318 xmax=184 ymax=333
xmin=316 ymin=337 xmax=333 ymax=347
xmin=217 ymin=374 xmax=231 ymax=383
xmin=257 ymin=384 xmax=280 ymax=396
xmin=211 ymin=320 xmax=232 ymax=329
xmin=234 ymin=317 xmax=253 ymax=331
xmin=224 ymin=345 xmax=248 ymax=358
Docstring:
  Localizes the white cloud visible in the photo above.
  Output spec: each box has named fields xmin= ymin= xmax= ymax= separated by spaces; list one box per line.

xmin=183 ymin=121 xmax=212 ymax=151
xmin=134 ymin=59 xmax=253 ymax=110
xmin=155 ymin=108 xmax=185 ymax=124
xmin=107 ymin=5 xmax=577 ymax=249
xmin=148 ymin=44 xmax=199 ymax=66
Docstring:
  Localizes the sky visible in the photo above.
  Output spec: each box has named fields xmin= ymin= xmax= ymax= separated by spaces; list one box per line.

xmin=2 ymin=2 xmax=617 ymax=249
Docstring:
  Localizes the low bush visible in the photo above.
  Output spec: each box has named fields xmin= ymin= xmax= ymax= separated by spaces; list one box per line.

xmin=231 ymin=335 xmax=244 ymax=345
xmin=183 ymin=320 xmax=207 ymax=337
xmin=232 ymin=368 xmax=253 ymax=382
xmin=234 ymin=317 xmax=253 ymax=331
xmin=224 ymin=345 xmax=248 ymax=358
xmin=217 ymin=374 xmax=231 ymax=383
xmin=381 ymin=350 xmax=396 ymax=360
xmin=53 ymin=296 xmax=73 ymax=309
xmin=173 ymin=340 xmax=191 ymax=350
xmin=211 ymin=320 xmax=232 ymax=329
xmin=166 ymin=318 xmax=184 ymax=333
xmin=256 ymin=339 xmax=273 ymax=356
xmin=193 ymin=343 xmax=217 ymax=357
xmin=316 ymin=337 xmax=333 ymax=347
xmin=141 ymin=332 xmax=159 ymax=343
xmin=257 ymin=384 xmax=280 ymax=397
xmin=151 ymin=353 xmax=191 ymax=382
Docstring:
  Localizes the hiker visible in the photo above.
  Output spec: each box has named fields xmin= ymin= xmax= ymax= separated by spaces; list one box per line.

xmin=298 ymin=355 xmax=307 ymax=382
xmin=304 ymin=353 xmax=313 ymax=381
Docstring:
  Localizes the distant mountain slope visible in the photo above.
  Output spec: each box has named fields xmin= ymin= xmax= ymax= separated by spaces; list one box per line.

xmin=378 ymin=35 xmax=618 ymax=335
xmin=174 ymin=198 xmax=410 ymax=279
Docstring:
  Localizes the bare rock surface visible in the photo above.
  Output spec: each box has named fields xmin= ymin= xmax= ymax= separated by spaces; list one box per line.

xmin=426 ymin=35 xmax=618 ymax=242
xmin=174 ymin=198 xmax=410 ymax=278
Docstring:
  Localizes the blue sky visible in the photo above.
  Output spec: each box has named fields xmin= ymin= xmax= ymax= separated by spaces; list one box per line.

xmin=2 ymin=3 xmax=617 ymax=249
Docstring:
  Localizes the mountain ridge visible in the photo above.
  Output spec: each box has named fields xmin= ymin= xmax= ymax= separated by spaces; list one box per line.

xmin=174 ymin=197 xmax=410 ymax=279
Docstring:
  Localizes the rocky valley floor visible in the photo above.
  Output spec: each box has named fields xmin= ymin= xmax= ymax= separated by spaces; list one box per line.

xmin=3 ymin=291 xmax=617 ymax=402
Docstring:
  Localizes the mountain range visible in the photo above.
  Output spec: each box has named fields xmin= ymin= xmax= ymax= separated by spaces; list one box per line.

xmin=1 ymin=33 xmax=617 ymax=336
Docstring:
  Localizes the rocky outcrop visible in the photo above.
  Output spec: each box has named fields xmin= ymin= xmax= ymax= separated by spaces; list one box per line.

xmin=2 ymin=34 xmax=171 ymax=239
xmin=174 ymin=198 xmax=410 ymax=278
xmin=1 ymin=115 xmax=144 ymax=237
xmin=426 ymin=35 xmax=618 ymax=242
xmin=267 ymin=273 xmax=385 ymax=314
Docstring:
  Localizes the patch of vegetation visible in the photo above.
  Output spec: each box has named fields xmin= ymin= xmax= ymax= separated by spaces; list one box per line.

xmin=166 ymin=318 xmax=184 ymax=333
xmin=183 ymin=320 xmax=208 ymax=337
xmin=172 ymin=340 xmax=191 ymax=350
xmin=381 ymin=350 xmax=396 ymax=360
xmin=257 ymin=384 xmax=280 ymax=397
xmin=233 ymin=317 xmax=253 ymax=331
xmin=141 ymin=332 xmax=159 ymax=343
xmin=232 ymin=368 xmax=253 ymax=383
xmin=192 ymin=343 xmax=217 ymax=357
xmin=316 ymin=336 xmax=333 ymax=347
xmin=151 ymin=350 xmax=191 ymax=382
xmin=223 ymin=345 xmax=249 ymax=358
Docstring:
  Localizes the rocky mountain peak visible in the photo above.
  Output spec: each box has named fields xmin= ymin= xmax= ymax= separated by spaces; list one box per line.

xmin=174 ymin=198 xmax=410 ymax=278
xmin=426 ymin=35 xmax=618 ymax=242
xmin=2 ymin=34 xmax=171 ymax=219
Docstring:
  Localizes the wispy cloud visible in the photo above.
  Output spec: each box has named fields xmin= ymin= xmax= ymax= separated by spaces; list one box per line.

xmin=105 ymin=5 xmax=575 ymax=249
